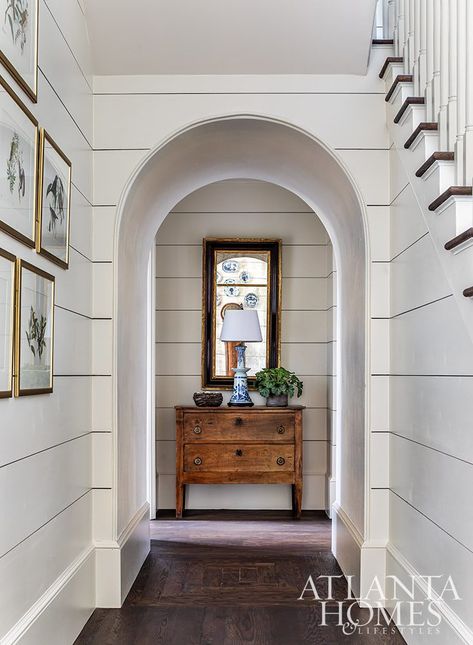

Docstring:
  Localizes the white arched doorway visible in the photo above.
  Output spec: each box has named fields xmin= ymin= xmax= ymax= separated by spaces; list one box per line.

xmin=111 ymin=115 xmax=372 ymax=603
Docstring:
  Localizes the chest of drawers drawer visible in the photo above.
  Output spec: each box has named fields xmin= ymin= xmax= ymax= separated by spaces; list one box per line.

xmin=183 ymin=411 xmax=294 ymax=443
xmin=184 ymin=443 xmax=295 ymax=472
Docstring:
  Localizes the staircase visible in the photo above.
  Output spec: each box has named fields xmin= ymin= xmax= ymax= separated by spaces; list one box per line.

xmin=374 ymin=0 xmax=473 ymax=341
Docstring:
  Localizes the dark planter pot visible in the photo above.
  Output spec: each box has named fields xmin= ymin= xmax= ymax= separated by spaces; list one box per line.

xmin=266 ymin=394 xmax=288 ymax=407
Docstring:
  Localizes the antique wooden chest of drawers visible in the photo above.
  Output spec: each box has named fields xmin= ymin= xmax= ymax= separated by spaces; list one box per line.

xmin=175 ymin=406 xmax=304 ymax=518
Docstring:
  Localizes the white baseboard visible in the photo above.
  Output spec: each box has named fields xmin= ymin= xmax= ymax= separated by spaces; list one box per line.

xmin=387 ymin=544 xmax=472 ymax=645
xmin=95 ymin=501 xmax=150 ymax=608
xmin=2 ymin=547 xmax=95 ymax=645
xmin=332 ymin=502 xmax=363 ymax=598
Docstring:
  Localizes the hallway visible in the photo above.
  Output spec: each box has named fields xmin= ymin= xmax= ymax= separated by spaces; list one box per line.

xmin=75 ymin=513 xmax=405 ymax=644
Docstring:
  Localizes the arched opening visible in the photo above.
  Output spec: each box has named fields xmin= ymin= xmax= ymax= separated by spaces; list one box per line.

xmin=113 ymin=115 xmax=370 ymax=596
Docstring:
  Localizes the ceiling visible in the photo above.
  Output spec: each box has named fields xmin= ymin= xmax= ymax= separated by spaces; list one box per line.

xmin=84 ymin=0 xmax=377 ymax=76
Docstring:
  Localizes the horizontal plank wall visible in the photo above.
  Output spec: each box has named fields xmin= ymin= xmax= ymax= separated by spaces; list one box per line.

xmin=0 ymin=1 xmax=94 ymax=643
xmin=387 ymin=146 xmax=473 ymax=641
xmin=154 ymin=180 xmax=333 ymax=511
xmin=92 ymin=46 xmax=391 ymax=598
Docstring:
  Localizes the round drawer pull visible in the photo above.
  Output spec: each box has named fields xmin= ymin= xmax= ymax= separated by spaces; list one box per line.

xmin=276 ymin=457 xmax=286 ymax=466
xmin=193 ymin=426 xmax=202 ymax=435
xmin=235 ymin=417 xmax=243 ymax=426
xmin=193 ymin=457 xmax=203 ymax=466
xmin=277 ymin=425 xmax=285 ymax=434
xmin=235 ymin=449 xmax=243 ymax=457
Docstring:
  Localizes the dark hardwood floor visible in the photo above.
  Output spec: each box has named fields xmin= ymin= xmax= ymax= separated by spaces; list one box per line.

xmin=75 ymin=511 xmax=405 ymax=644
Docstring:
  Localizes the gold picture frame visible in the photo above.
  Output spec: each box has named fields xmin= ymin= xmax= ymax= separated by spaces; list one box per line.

xmin=0 ymin=75 xmax=39 ymax=247
xmin=15 ymin=258 xmax=55 ymax=396
xmin=0 ymin=0 xmax=39 ymax=102
xmin=0 ymin=247 xmax=15 ymax=397
xmin=36 ymin=128 xmax=72 ymax=269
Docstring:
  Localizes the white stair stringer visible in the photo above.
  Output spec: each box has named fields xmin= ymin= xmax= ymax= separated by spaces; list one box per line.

xmin=383 ymin=63 xmax=473 ymax=345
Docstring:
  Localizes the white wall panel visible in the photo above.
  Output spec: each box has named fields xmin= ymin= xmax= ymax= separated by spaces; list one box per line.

xmin=92 ymin=207 xmax=116 ymax=262
xmin=390 ymin=234 xmax=451 ymax=317
xmin=94 ymin=92 xmax=388 ymax=151
xmin=390 ymin=375 xmax=473 ymax=463
xmin=0 ymin=434 xmax=91 ymax=557
xmin=0 ymin=377 xmax=91 ymax=467
xmin=54 ymin=307 xmax=91 ymax=375
xmin=0 ymin=492 xmax=92 ymax=639
xmin=337 ymin=149 xmax=390 ymax=205
xmin=390 ymin=183 xmax=427 ymax=259
xmin=156 ymin=211 xmax=329 ymax=246
xmin=39 ymin=1 xmax=93 ymax=143
xmin=0 ymin=0 xmax=93 ymax=641
xmin=390 ymin=492 xmax=473 ymax=631
xmin=390 ymin=297 xmax=473 ymax=375
xmin=92 ymin=376 xmax=113 ymax=431
xmin=43 ymin=0 xmax=93 ymax=86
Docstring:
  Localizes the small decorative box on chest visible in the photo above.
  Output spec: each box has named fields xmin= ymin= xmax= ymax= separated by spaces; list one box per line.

xmin=175 ymin=406 xmax=304 ymax=518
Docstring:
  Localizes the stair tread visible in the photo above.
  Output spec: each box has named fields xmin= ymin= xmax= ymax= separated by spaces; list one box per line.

xmin=429 ymin=186 xmax=472 ymax=212
xmin=379 ymin=57 xmax=404 ymax=79
xmin=394 ymin=97 xmax=425 ymax=124
xmin=444 ymin=227 xmax=473 ymax=251
xmin=385 ymin=74 xmax=413 ymax=102
xmin=404 ymin=122 xmax=438 ymax=149
xmin=416 ymin=152 xmax=455 ymax=177
xmin=372 ymin=39 xmax=394 ymax=45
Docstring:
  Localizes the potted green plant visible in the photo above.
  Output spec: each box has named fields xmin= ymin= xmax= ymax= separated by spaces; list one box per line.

xmin=255 ymin=367 xmax=303 ymax=407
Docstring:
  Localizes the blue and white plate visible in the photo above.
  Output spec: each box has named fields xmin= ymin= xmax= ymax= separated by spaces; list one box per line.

xmin=222 ymin=260 xmax=239 ymax=273
xmin=244 ymin=293 xmax=258 ymax=308
xmin=224 ymin=285 xmax=240 ymax=297
xmin=239 ymin=270 xmax=250 ymax=283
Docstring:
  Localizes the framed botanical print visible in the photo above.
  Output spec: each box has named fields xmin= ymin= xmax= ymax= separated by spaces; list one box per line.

xmin=0 ymin=0 xmax=39 ymax=102
xmin=15 ymin=259 xmax=54 ymax=396
xmin=36 ymin=129 xmax=72 ymax=269
xmin=0 ymin=76 xmax=38 ymax=246
xmin=0 ymin=247 xmax=15 ymax=397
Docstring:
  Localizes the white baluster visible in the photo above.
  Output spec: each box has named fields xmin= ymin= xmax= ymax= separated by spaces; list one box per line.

xmin=456 ymin=0 xmax=467 ymax=183
xmin=464 ymin=0 xmax=473 ymax=185
xmin=448 ymin=0 xmax=458 ymax=152
xmin=383 ymin=0 xmax=390 ymax=39
xmin=413 ymin=0 xmax=421 ymax=93
xmin=397 ymin=0 xmax=406 ymax=60
xmin=419 ymin=0 xmax=427 ymax=100
xmin=425 ymin=0 xmax=434 ymax=120
xmin=408 ymin=0 xmax=415 ymax=74
xmin=432 ymin=0 xmax=441 ymax=120
xmin=404 ymin=0 xmax=411 ymax=73
xmin=439 ymin=0 xmax=450 ymax=149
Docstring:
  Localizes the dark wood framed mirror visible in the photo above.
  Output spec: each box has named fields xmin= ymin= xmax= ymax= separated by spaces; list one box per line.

xmin=202 ymin=238 xmax=281 ymax=390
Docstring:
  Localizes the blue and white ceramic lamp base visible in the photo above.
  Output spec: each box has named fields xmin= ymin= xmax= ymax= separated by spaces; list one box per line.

xmin=228 ymin=343 xmax=254 ymax=407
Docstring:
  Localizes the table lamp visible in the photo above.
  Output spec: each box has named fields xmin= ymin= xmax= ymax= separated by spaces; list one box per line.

xmin=220 ymin=309 xmax=262 ymax=406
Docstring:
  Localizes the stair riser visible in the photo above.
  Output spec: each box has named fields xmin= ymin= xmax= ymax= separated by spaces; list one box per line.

xmin=408 ymin=132 xmax=439 ymax=171
xmin=421 ymin=163 xmax=456 ymax=205
xmin=386 ymin=83 xmax=414 ymax=119
xmin=383 ymin=64 xmax=405 ymax=89
xmin=433 ymin=198 xmax=473 ymax=241
xmin=395 ymin=105 xmax=426 ymax=144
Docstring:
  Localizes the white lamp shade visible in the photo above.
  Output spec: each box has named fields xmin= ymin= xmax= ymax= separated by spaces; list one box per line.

xmin=220 ymin=309 xmax=263 ymax=342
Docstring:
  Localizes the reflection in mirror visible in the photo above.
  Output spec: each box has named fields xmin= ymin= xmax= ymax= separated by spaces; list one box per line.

xmin=202 ymin=239 xmax=281 ymax=389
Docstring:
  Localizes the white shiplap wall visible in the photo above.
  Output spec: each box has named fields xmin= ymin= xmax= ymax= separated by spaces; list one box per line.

xmin=154 ymin=179 xmax=335 ymax=511
xmin=0 ymin=1 xmax=95 ymax=643
xmin=387 ymin=145 xmax=473 ymax=639
xmin=91 ymin=45 xmax=391 ymax=605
